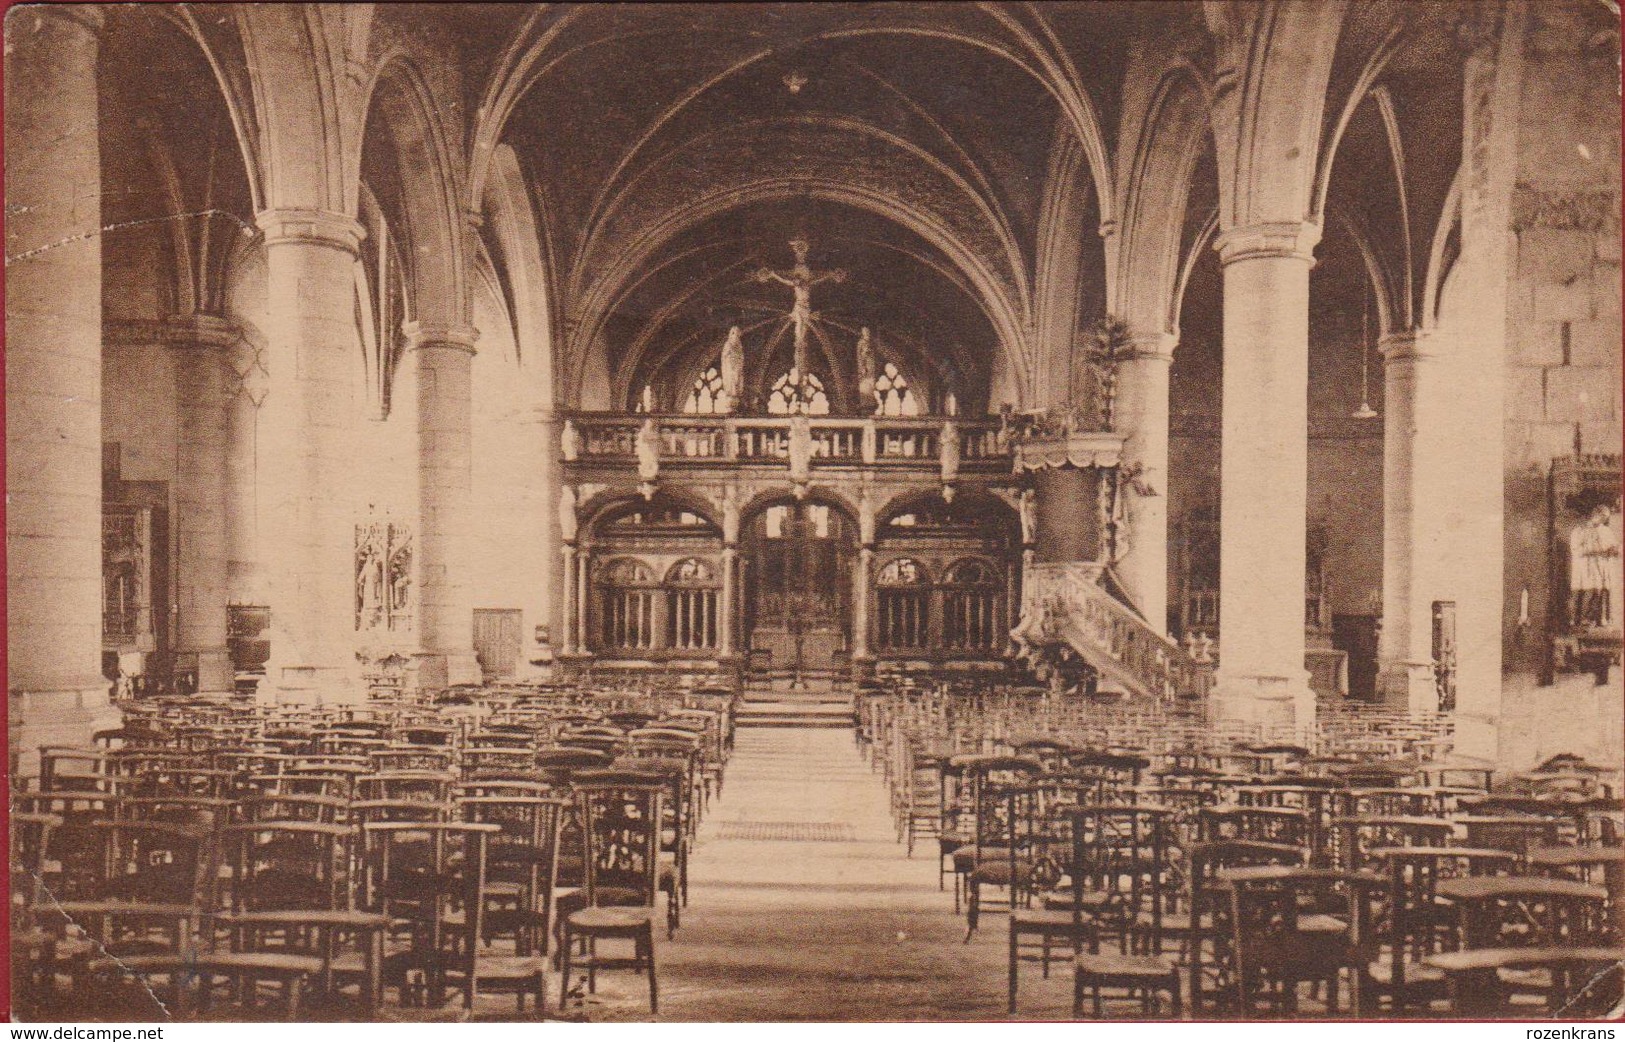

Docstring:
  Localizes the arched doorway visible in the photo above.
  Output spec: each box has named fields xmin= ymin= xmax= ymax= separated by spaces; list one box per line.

xmin=742 ymin=498 xmax=855 ymax=681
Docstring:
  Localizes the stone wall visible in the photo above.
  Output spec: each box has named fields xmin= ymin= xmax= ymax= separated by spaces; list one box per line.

xmin=1501 ymin=2 xmax=1623 ymax=675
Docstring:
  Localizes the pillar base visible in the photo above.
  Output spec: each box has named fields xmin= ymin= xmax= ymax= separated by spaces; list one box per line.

xmin=178 ymin=647 xmax=236 ymax=696
xmin=1378 ymin=659 xmax=1438 ymax=715
xmin=1211 ymin=671 xmax=1316 ymax=737
xmin=1451 ymin=709 xmax=1500 ymax=764
xmin=9 ymin=681 xmax=120 ymax=780
xmin=412 ymin=651 xmax=483 ymax=692
xmin=256 ymin=662 xmax=361 ymax=706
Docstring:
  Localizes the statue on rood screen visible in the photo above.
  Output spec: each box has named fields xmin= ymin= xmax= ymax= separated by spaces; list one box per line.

xmin=636 ymin=416 xmax=661 ymax=483
xmin=720 ymin=326 xmax=745 ymax=413
xmin=856 ymin=327 xmax=877 ymax=406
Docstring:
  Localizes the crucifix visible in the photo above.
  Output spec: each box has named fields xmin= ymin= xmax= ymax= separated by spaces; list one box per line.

xmin=754 ymin=237 xmax=846 ymax=399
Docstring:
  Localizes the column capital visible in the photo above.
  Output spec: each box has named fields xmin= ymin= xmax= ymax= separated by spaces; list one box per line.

xmin=402 ymin=321 xmax=479 ymax=355
xmin=161 ymin=313 xmax=242 ymax=350
xmin=1378 ymin=329 xmax=1439 ymax=363
xmin=1124 ymin=331 xmax=1179 ymax=362
xmin=1214 ymin=221 xmax=1321 ymax=265
xmin=103 ymin=315 xmax=242 ymax=350
xmin=254 ymin=208 xmax=365 ymax=254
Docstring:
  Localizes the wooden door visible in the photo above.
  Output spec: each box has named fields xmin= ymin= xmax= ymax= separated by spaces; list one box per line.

xmin=472 ymin=609 xmax=522 ymax=679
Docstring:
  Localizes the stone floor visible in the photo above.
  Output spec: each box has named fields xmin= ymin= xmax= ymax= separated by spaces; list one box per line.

xmin=546 ymin=726 xmax=1077 ymax=1022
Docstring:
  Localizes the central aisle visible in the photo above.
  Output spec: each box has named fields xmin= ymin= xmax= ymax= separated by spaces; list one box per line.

xmin=581 ymin=727 xmax=1076 ymax=1022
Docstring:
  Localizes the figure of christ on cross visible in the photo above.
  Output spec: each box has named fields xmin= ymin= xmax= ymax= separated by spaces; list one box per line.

xmin=753 ymin=238 xmax=847 ymax=400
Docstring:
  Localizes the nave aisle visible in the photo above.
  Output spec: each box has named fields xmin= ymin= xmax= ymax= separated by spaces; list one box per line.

xmin=573 ymin=728 xmax=1070 ymax=1021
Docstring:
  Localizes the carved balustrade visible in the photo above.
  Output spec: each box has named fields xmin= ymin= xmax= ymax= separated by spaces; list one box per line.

xmin=563 ymin=413 xmax=1008 ymax=475
xmin=1020 ymin=562 xmax=1213 ymax=701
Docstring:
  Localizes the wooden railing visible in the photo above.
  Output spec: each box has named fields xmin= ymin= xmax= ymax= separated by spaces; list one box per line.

xmin=563 ymin=413 xmax=1009 ymax=468
xmin=1014 ymin=561 xmax=1214 ymax=702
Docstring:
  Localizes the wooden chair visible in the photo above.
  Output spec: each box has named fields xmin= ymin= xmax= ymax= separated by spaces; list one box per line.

xmin=1184 ymin=841 xmax=1307 ymax=1014
xmin=10 ymin=812 xmax=61 ymax=1015
xmin=949 ymin=754 xmax=1041 ymax=919
xmin=1006 ymin=797 xmax=1089 ymax=1012
xmin=1073 ymin=922 xmax=1183 ymax=1018
xmin=1364 ymin=846 xmax=1520 ymax=1013
xmin=558 ymin=771 xmax=664 ymax=1014
xmin=1428 ymin=946 xmax=1625 ymax=1016
xmin=221 ymin=821 xmax=353 ymax=916
xmin=965 ymin=780 xmax=1042 ymax=939
xmin=1226 ymin=868 xmax=1377 ymax=1017
xmin=461 ymin=795 xmax=567 ymax=957
xmin=1015 ymin=805 xmax=1178 ymax=1016
xmin=1330 ymin=815 xmax=1455 ymax=873
xmin=359 ymin=820 xmax=521 ymax=1009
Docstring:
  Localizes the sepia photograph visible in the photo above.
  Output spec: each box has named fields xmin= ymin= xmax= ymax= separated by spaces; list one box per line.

xmin=4 ymin=0 xmax=1623 ymax=1025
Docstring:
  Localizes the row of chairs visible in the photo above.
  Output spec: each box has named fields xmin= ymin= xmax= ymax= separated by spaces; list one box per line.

xmin=11 ymin=689 xmax=738 ymax=1020
xmin=860 ymin=682 xmax=1622 ymax=1020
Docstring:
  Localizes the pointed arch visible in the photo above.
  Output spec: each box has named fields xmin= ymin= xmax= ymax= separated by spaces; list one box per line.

xmin=1115 ymin=66 xmax=1215 ymax=338
xmin=1209 ymin=1 xmax=1347 ymax=229
xmin=358 ymin=51 xmax=470 ymax=326
xmin=236 ymin=4 xmax=354 ymax=213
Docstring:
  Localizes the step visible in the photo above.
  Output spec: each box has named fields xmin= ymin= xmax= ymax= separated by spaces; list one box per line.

xmin=736 ymin=716 xmax=854 ymax=729
xmin=738 ymin=699 xmax=852 ymax=714
xmin=742 ymin=692 xmax=851 ymax=705
xmin=736 ymin=697 xmax=855 ymax=729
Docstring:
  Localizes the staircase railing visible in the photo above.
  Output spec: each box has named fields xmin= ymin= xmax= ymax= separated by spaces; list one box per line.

xmin=1013 ymin=562 xmax=1213 ymax=702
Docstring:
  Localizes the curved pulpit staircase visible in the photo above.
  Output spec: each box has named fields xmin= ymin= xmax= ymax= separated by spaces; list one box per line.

xmin=1011 ymin=562 xmax=1213 ymax=702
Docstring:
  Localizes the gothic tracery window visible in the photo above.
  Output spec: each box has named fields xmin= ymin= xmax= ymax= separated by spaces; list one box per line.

xmin=684 ymin=365 xmax=726 ymax=414
xmin=767 ymin=371 xmax=829 ymax=415
xmin=873 ymin=361 xmax=920 ymax=416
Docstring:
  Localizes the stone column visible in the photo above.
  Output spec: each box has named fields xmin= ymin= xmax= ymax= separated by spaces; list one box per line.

xmin=527 ymin=407 xmax=561 ymax=668
xmin=404 ymin=322 xmax=482 ymax=689
xmin=577 ymin=548 xmax=592 ymax=653
xmin=1115 ymin=333 xmax=1177 ymax=633
xmin=254 ymin=208 xmax=366 ymax=705
xmin=170 ymin=315 xmax=239 ymax=695
xmin=1448 ymin=4 xmax=1526 ymax=764
xmin=225 ymin=336 xmax=268 ymax=606
xmin=559 ymin=544 xmax=578 ymax=655
xmin=719 ymin=546 xmax=738 ymax=657
xmin=1213 ymin=222 xmax=1320 ymax=733
xmin=5 ymin=6 xmax=117 ymax=771
xmin=853 ymin=546 xmax=875 ymax=662
xmin=1378 ymin=331 xmax=1444 ymax=714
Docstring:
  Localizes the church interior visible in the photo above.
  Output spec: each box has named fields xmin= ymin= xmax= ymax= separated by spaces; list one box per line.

xmin=6 ymin=0 xmax=1624 ymax=1022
